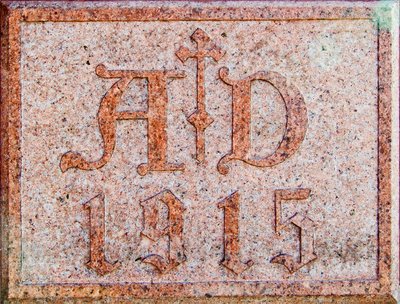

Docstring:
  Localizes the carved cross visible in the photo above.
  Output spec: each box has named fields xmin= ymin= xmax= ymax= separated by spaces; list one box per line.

xmin=176 ymin=28 xmax=225 ymax=163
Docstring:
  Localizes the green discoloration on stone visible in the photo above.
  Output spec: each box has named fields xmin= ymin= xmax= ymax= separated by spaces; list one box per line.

xmin=372 ymin=1 xmax=395 ymax=31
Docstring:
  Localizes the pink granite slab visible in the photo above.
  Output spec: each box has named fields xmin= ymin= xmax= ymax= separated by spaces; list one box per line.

xmin=0 ymin=1 xmax=398 ymax=302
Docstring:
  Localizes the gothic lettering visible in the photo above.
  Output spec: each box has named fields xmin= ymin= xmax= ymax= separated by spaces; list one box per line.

xmin=271 ymin=189 xmax=317 ymax=273
xmin=218 ymin=192 xmax=254 ymax=275
xmin=60 ymin=65 xmax=186 ymax=176
xmin=84 ymin=193 xmax=119 ymax=276
xmin=218 ymin=67 xmax=307 ymax=175
xmin=140 ymin=190 xmax=186 ymax=273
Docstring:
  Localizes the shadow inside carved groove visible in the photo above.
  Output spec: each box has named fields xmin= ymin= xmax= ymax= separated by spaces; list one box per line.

xmin=249 ymin=79 xmax=286 ymax=160
xmin=217 ymin=67 xmax=308 ymax=175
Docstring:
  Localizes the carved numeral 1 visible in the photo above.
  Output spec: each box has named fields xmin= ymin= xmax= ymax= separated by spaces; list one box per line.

xmin=218 ymin=192 xmax=254 ymax=275
xmin=84 ymin=193 xmax=119 ymax=276
xmin=271 ymin=189 xmax=317 ymax=273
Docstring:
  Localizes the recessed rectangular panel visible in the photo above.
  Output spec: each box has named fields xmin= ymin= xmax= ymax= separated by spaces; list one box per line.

xmin=0 ymin=1 xmax=396 ymax=302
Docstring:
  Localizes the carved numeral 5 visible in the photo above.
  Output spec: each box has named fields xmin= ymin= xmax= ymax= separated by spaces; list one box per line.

xmin=271 ymin=189 xmax=317 ymax=273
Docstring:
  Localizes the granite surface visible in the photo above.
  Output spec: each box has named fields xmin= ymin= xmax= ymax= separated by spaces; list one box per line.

xmin=0 ymin=1 xmax=398 ymax=302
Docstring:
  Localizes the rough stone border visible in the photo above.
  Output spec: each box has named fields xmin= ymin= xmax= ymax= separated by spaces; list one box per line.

xmin=0 ymin=3 xmax=394 ymax=302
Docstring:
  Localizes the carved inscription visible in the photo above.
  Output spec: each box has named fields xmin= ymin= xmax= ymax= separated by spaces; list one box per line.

xmin=218 ymin=192 xmax=254 ymax=275
xmin=176 ymin=28 xmax=225 ymax=162
xmin=60 ymin=65 xmax=186 ymax=176
xmin=59 ymin=29 xmax=315 ymax=277
xmin=271 ymin=189 xmax=317 ymax=273
xmin=140 ymin=190 xmax=187 ymax=273
xmin=84 ymin=193 xmax=119 ymax=276
xmin=218 ymin=67 xmax=308 ymax=175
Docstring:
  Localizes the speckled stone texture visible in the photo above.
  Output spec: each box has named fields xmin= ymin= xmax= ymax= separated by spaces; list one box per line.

xmin=0 ymin=1 xmax=398 ymax=303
